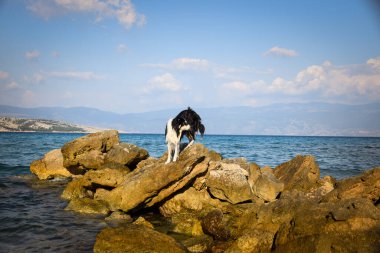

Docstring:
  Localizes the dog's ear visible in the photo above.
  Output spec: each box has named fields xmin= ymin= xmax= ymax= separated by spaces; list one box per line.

xmin=199 ymin=123 xmax=205 ymax=137
xmin=177 ymin=117 xmax=188 ymax=126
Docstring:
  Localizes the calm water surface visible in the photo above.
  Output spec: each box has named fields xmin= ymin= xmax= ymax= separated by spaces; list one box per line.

xmin=0 ymin=133 xmax=379 ymax=252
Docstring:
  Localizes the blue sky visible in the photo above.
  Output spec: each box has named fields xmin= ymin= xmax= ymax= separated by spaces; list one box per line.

xmin=0 ymin=0 xmax=379 ymax=113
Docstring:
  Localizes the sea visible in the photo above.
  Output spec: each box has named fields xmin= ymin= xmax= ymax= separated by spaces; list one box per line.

xmin=0 ymin=132 xmax=379 ymax=252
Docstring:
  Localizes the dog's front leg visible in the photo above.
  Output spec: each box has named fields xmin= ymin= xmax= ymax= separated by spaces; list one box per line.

xmin=165 ymin=144 xmax=173 ymax=164
xmin=173 ymin=143 xmax=180 ymax=162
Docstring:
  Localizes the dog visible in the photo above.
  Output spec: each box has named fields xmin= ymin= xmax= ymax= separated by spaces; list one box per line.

xmin=165 ymin=107 xmax=205 ymax=164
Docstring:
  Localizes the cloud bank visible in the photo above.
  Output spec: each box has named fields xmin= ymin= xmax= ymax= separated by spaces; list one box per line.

xmin=27 ymin=0 xmax=145 ymax=29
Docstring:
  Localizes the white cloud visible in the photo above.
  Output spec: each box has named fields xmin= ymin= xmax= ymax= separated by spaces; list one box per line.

xmin=25 ymin=50 xmax=40 ymax=60
xmin=117 ymin=43 xmax=127 ymax=53
xmin=143 ymin=73 xmax=183 ymax=93
xmin=142 ymin=57 xmax=211 ymax=71
xmin=27 ymin=0 xmax=145 ymax=29
xmin=367 ymin=57 xmax=380 ymax=70
xmin=265 ymin=46 xmax=298 ymax=57
xmin=221 ymin=57 xmax=380 ymax=102
xmin=0 ymin=71 xmax=9 ymax=79
xmin=171 ymin=58 xmax=210 ymax=70
xmin=48 ymin=71 xmax=105 ymax=80
xmin=5 ymin=81 xmax=20 ymax=90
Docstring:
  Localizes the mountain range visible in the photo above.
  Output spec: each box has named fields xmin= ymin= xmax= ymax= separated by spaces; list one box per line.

xmin=0 ymin=103 xmax=379 ymax=136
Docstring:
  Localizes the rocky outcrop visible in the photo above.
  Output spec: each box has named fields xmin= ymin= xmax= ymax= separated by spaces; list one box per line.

xmin=30 ymin=131 xmax=380 ymax=253
xmin=61 ymin=130 xmax=120 ymax=174
xmin=97 ymin=144 xmax=211 ymax=212
xmin=30 ymin=149 xmax=72 ymax=180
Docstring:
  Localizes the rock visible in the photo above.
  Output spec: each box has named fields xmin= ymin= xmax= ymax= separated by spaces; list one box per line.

xmin=322 ymin=167 xmax=380 ymax=204
xmin=61 ymin=167 xmax=130 ymax=200
xmin=253 ymin=171 xmax=284 ymax=202
xmin=105 ymin=142 xmax=149 ymax=169
xmin=273 ymin=197 xmax=380 ymax=252
xmin=61 ymin=130 xmax=119 ymax=174
xmin=93 ymin=224 xmax=187 ymax=253
xmin=105 ymin=211 xmax=133 ymax=223
xmin=247 ymin=163 xmax=261 ymax=189
xmin=133 ymin=216 xmax=154 ymax=229
xmin=307 ymin=175 xmax=336 ymax=198
xmin=98 ymin=144 xmax=211 ymax=212
xmin=274 ymin=155 xmax=320 ymax=192
xmin=61 ymin=177 xmax=87 ymax=200
xmin=233 ymin=183 xmax=380 ymax=253
xmin=171 ymin=213 xmax=204 ymax=236
xmin=182 ymin=235 xmax=213 ymax=253
xmin=206 ymin=162 xmax=253 ymax=204
xmin=223 ymin=157 xmax=250 ymax=171
xmin=201 ymin=209 xmax=230 ymax=241
xmin=65 ymin=198 xmax=110 ymax=215
xmin=30 ymin=149 xmax=72 ymax=180
xmin=225 ymin=229 xmax=274 ymax=253
xmin=159 ymin=187 xmax=223 ymax=217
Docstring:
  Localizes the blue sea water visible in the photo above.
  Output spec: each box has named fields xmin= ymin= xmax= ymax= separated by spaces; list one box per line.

xmin=0 ymin=132 xmax=379 ymax=252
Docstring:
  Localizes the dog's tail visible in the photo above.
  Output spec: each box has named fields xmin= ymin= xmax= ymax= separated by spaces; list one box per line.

xmin=199 ymin=123 xmax=205 ymax=137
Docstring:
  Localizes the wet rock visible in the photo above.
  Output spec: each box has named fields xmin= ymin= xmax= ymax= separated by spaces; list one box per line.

xmin=225 ymin=229 xmax=274 ymax=253
xmin=133 ymin=216 xmax=154 ymax=229
xmin=182 ymin=235 xmax=213 ymax=253
xmin=105 ymin=142 xmax=149 ymax=169
xmin=61 ymin=130 xmax=119 ymax=174
xmin=94 ymin=224 xmax=187 ymax=253
xmin=105 ymin=210 xmax=133 ymax=223
xmin=65 ymin=198 xmax=110 ymax=215
xmin=171 ymin=213 xmax=204 ymax=236
xmin=201 ymin=209 xmax=230 ymax=241
xmin=206 ymin=162 xmax=253 ymax=204
xmin=274 ymin=155 xmax=320 ymax=192
xmin=30 ymin=149 xmax=72 ymax=180
xmin=99 ymin=144 xmax=211 ymax=212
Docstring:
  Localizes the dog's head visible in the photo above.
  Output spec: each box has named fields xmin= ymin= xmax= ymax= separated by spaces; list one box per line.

xmin=176 ymin=117 xmax=191 ymax=131
xmin=171 ymin=117 xmax=191 ymax=137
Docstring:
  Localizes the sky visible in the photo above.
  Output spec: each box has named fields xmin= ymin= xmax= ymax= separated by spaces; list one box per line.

xmin=0 ymin=0 xmax=380 ymax=113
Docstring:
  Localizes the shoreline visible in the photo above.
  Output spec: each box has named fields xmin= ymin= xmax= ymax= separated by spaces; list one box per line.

xmin=1 ymin=130 xmax=379 ymax=138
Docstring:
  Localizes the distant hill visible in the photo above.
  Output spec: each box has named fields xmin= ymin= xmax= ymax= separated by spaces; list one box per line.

xmin=0 ymin=103 xmax=379 ymax=136
xmin=0 ymin=117 xmax=102 ymax=133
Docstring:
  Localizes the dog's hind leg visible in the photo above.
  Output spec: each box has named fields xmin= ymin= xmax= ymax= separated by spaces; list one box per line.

xmin=165 ymin=144 xmax=173 ymax=164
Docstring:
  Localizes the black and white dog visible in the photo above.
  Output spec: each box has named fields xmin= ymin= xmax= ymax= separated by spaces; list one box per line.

xmin=165 ymin=107 xmax=205 ymax=164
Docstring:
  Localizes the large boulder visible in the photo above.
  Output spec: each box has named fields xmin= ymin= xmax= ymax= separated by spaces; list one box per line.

xmin=253 ymin=171 xmax=284 ymax=202
xmin=97 ymin=144 xmax=211 ymax=212
xmin=159 ymin=187 xmax=223 ymax=217
xmin=93 ymin=224 xmax=186 ymax=253
xmin=30 ymin=149 xmax=72 ymax=180
xmin=274 ymin=155 xmax=320 ymax=191
xmin=206 ymin=162 xmax=253 ymax=204
xmin=61 ymin=130 xmax=119 ymax=174
xmin=105 ymin=142 xmax=149 ymax=169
